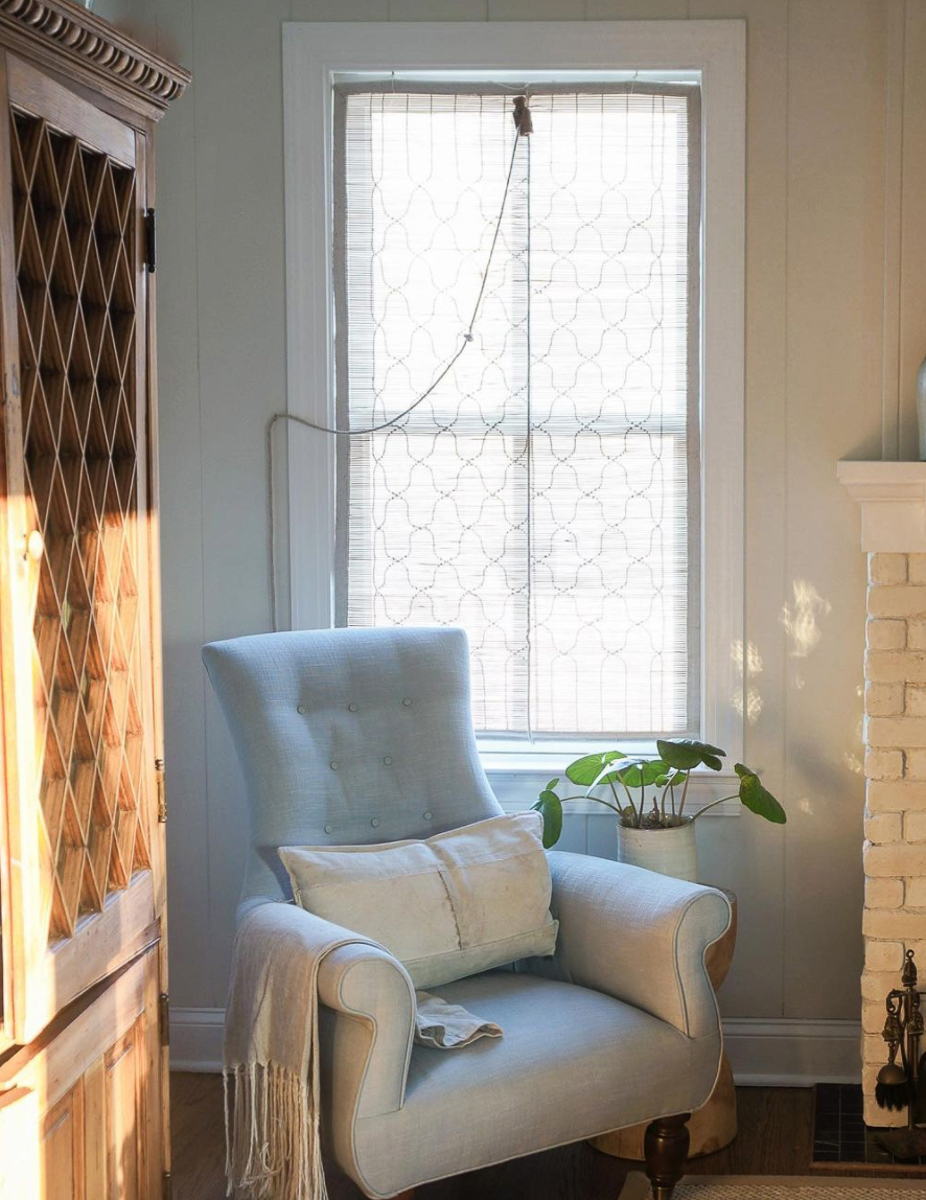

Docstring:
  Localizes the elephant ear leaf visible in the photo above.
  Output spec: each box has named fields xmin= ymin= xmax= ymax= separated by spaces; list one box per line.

xmin=532 ymin=790 xmax=564 ymax=848
xmin=734 ymin=764 xmax=787 ymax=824
xmin=615 ymin=758 xmax=667 ymax=788
xmin=657 ymin=738 xmax=726 ymax=771
xmin=565 ymin=750 xmax=626 ymax=786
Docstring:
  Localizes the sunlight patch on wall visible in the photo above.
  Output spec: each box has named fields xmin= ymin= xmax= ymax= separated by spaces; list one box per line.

xmin=781 ymin=580 xmax=832 ymax=658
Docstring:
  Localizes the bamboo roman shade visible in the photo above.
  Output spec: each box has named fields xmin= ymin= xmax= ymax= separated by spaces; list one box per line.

xmin=333 ymin=82 xmax=701 ymax=739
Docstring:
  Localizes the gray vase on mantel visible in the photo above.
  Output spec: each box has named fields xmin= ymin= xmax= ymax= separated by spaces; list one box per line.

xmin=918 ymin=352 xmax=926 ymax=460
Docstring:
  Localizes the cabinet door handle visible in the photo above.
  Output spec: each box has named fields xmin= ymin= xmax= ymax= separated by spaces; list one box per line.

xmin=21 ymin=530 xmax=43 ymax=562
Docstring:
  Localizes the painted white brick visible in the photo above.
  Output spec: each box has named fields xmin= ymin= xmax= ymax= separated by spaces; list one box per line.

xmin=868 ymin=587 xmax=926 ymax=619
xmin=865 ymin=748 xmax=904 ymax=780
xmin=867 ymin=780 xmax=926 ymax=811
xmin=906 ymin=750 xmax=926 ymax=779
xmin=870 ymin=553 xmax=908 ymax=585
xmin=907 ymin=686 xmax=926 ymax=716
xmin=865 ymin=941 xmax=905 ymax=972
xmin=868 ymin=716 xmax=926 ymax=748
xmin=863 ymin=907 xmax=926 ymax=938
xmin=864 ymin=1039 xmax=892 ymax=1067
xmin=906 ymin=877 xmax=926 ymax=907
xmin=909 ymin=554 xmax=926 ymax=585
xmin=865 ymin=812 xmax=903 ymax=843
xmin=869 ymin=780 xmax=926 ymax=809
xmin=866 ymin=650 xmax=926 ymax=683
xmin=865 ymin=877 xmax=904 ymax=908
xmin=904 ymin=811 xmax=926 ymax=843
xmin=862 ymin=1000 xmax=888 ymax=1034
xmin=867 ymin=682 xmax=905 ymax=716
xmin=864 ymin=841 xmax=926 ymax=877
xmin=867 ymin=619 xmax=906 ymax=650
xmin=862 ymin=969 xmax=904 ymax=1001
xmin=909 ymin=621 xmax=926 ymax=651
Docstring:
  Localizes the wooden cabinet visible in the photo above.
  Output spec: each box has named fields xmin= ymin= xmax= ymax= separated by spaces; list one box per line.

xmin=0 ymin=3 xmax=187 ymax=1196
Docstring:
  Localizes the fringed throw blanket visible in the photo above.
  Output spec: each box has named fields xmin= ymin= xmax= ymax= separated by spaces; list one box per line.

xmin=223 ymin=905 xmax=505 ymax=1200
xmin=224 ymin=904 xmax=381 ymax=1200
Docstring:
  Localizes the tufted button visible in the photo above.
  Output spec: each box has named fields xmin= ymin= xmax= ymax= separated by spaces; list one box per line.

xmin=371 ymin=817 xmax=380 ymax=828
xmin=330 ymin=760 xmax=340 ymax=771
xmin=324 ymin=824 xmax=332 ymax=834
xmin=402 ymin=697 xmax=413 ymax=707
xmin=297 ymin=704 xmax=307 ymax=715
xmin=383 ymin=755 xmax=393 ymax=765
xmin=348 ymin=702 xmax=358 ymax=712
xmin=423 ymin=811 xmax=433 ymax=821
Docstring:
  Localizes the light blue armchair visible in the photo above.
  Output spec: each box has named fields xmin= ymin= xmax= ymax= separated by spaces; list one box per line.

xmin=203 ymin=627 xmax=731 ymax=1200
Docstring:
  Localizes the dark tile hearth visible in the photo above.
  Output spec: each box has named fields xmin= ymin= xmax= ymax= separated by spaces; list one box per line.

xmin=813 ymin=1082 xmax=926 ymax=1168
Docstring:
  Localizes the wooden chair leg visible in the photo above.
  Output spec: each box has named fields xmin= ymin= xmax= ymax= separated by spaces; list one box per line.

xmin=643 ymin=1112 xmax=691 ymax=1200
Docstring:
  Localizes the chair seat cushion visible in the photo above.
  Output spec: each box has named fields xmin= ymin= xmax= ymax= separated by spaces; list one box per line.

xmin=280 ymin=813 xmax=557 ymax=988
xmin=340 ymin=970 xmax=722 ymax=1197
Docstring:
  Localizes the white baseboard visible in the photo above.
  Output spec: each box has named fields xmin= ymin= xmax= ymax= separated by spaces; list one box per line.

xmin=170 ymin=1007 xmax=224 ymax=1072
xmin=170 ymin=1008 xmax=861 ymax=1086
xmin=723 ymin=1018 xmax=860 ymax=1087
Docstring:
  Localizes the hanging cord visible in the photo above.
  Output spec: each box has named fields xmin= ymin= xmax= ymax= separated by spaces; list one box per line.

xmin=268 ymin=98 xmax=532 ymax=629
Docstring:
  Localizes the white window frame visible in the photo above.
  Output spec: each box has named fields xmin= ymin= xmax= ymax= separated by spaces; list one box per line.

xmin=281 ymin=20 xmax=746 ymax=814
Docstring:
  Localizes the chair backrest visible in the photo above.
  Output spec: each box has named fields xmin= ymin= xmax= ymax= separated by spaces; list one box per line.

xmin=202 ymin=627 xmax=502 ymax=918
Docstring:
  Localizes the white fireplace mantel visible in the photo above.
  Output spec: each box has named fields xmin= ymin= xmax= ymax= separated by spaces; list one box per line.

xmin=838 ymin=461 xmax=926 ymax=552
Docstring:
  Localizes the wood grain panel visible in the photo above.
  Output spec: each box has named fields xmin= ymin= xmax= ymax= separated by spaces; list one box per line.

xmin=104 ymin=1024 xmax=144 ymax=1200
xmin=0 ymin=947 xmax=159 ymax=1200
xmin=41 ymin=1081 xmax=84 ymax=1200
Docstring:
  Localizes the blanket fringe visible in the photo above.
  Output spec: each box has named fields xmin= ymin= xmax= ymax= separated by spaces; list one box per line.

xmin=224 ymin=1061 xmax=325 ymax=1200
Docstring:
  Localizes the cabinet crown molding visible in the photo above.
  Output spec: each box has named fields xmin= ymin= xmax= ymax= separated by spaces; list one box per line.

xmin=0 ymin=0 xmax=189 ymax=118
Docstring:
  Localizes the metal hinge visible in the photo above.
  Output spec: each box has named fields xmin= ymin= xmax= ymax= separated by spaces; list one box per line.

xmin=155 ymin=757 xmax=166 ymax=823
xmin=144 ymin=207 xmax=156 ymax=272
xmin=162 ymin=1170 xmax=172 ymax=1200
xmin=159 ymin=992 xmax=170 ymax=1047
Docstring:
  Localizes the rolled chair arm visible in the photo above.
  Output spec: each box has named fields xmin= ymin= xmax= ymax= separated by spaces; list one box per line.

xmin=233 ymin=903 xmax=416 ymax=1122
xmin=546 ymin=851 xmax=732 ymax=1039
xmin=316 ymin=937 xmax=417 ymax=1118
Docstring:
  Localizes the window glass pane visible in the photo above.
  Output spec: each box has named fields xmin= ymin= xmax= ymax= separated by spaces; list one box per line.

xmin=335 ymin=84 xmax=699 ymax=739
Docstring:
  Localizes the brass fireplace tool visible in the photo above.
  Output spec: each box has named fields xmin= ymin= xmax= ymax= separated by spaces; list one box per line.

xmin=874 ymin=948 xmax=926 ymax=1159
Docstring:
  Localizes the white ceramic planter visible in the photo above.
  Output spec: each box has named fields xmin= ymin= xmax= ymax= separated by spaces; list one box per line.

xmin=616 ymin=820 xmax=698 ymax=882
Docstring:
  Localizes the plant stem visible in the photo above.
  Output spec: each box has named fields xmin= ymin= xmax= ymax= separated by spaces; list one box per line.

xmin=611 ymin=775 xmax=639 ymax=825
xmin=677 ymin=770 xmax=692 ymax=819
xmin=689 ymin=794 xmax=738 ymax=820
xmin=562 ymin=794 xmax=623 ymax=816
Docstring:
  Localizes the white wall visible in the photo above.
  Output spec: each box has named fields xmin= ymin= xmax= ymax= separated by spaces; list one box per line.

xmin=97 ymin=0 xmax=926 ymax=1067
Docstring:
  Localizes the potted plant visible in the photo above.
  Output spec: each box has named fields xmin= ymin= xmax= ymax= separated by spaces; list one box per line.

xmin=532 ymin=739 xmax=786 ymax=882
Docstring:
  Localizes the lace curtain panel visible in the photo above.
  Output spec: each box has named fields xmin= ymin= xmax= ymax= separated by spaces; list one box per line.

xmin=333 ymin=83 xmax=701 ymax=739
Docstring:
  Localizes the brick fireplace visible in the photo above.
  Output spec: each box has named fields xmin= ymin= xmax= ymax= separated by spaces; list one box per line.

xmin=840 ymin=462 xmax=926 ymax=1126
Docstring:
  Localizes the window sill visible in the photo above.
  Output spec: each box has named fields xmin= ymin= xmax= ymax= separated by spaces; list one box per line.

xmin=481 ymin=754 xmax=742 ymax=818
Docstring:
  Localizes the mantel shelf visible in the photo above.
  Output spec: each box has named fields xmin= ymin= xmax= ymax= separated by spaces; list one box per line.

xmin=839 ymin=460 xmax=926 ymax=552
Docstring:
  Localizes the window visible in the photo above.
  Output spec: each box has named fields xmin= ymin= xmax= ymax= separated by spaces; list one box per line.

xmin=282 ymin=21 xmax=745 ymax=773
xmin=335 ymin=84 xmax=699 ymax=741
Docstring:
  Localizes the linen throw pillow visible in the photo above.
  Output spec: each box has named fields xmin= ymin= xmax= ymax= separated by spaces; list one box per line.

xmin=278 ymin=813 xmax=558 ymax=988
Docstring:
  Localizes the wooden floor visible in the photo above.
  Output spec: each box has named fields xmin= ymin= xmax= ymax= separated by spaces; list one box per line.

xmin=166 ymin=1073 xmax=900 ymax=1200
